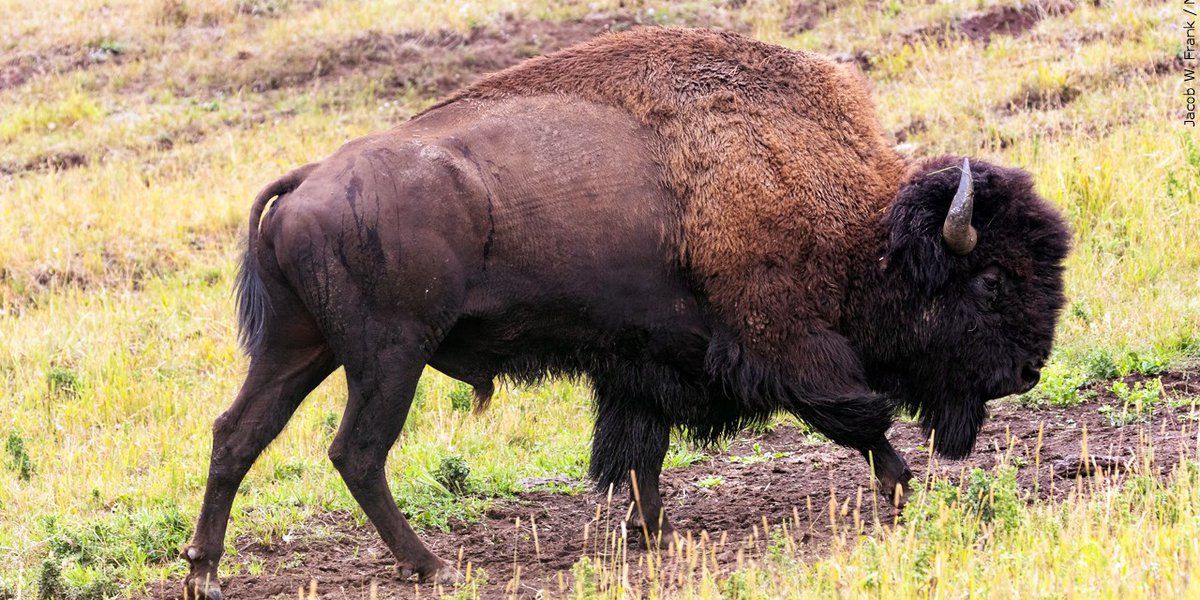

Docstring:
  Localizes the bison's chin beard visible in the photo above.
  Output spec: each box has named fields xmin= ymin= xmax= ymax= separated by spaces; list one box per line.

xmin=919 ymin=397 xmax=988 ymax=460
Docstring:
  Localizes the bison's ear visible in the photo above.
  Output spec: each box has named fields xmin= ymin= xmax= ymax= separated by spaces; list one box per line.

xmin=884 ymin=213 xmax=951 ymax=296
xmin=883 ymin=159 xmax=972 ymax=295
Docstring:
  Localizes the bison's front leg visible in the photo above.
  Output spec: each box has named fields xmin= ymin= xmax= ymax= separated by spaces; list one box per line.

xmin=590 ymin=379 xmax=674 ymax=545
xmin=861 ymin=437 xmax=913 ymax=507
xmin=789 ymin=392 xmax=911 ymax=507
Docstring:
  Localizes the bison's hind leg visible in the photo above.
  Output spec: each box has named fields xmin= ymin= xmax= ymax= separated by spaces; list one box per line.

xmin=184 ymin=302 xmax=337 ymax=599
xmin=308 ymin=255 xmax=468 ymax=584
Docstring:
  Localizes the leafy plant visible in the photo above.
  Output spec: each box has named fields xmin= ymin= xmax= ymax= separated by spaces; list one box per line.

xmin=902 ymin=466 xmax=1023 ymax=579
xmin=448 ymin=382 xmax=474 ymax=412
xmin=1017 ymin=363 xmax=1087 ymax=407
xmin=1117 ymin=351 xmax=1169 ymax=377
xmin=728 ymin=442 xmax=789 ymax=464
xmin=435 ymin=455 xmax=471 ymax=496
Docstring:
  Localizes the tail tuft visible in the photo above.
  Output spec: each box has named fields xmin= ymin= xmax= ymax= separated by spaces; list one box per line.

xmin=234 ymin=241 xmax=271 ymax=353
xmin=234 ymin=162 xmax=319 ymax=355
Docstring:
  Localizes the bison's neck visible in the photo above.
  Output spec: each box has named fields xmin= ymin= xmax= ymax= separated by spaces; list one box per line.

xmin=838 ymin=207 xmax=918 ymax=392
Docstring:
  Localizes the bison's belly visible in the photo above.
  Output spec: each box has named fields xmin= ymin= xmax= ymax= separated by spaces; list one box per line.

xmin=430 ymin=265 xmax=713 ymax=387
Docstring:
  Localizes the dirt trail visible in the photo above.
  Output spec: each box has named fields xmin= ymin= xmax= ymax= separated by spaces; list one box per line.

xmin=143 ymin=369 xmax=1199 ymax=599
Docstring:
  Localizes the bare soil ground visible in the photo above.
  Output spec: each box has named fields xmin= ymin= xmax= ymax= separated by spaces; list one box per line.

xmin=906 ymin=0 xmax=1078 ymax=45
xmin=145 ymin=369 xmax=1200 ymax=599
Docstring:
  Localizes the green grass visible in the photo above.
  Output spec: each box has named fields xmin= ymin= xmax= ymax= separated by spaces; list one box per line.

xmin=0 ymin=0 xmax=1197 ymax=597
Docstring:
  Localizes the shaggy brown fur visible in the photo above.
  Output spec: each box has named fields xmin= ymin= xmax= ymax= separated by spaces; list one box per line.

xmin=434 ymin=27 xmax=908 ymax=368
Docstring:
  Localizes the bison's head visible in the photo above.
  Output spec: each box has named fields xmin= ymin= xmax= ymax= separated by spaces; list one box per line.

xmin=874 ymin=156 xmax=1070 ymax=459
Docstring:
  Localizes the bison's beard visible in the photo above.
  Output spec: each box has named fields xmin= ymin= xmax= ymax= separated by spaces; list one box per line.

xmin=916 ymin=395 xmax=989 ymax=460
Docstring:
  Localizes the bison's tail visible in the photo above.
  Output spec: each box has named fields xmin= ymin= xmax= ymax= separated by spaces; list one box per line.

xmin=235 ymin=163 xmax=318 ymax=354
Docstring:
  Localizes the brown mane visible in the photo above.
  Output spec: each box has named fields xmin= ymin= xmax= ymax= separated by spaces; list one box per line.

xmin=436 ymin=27 xmax=906 ymax=364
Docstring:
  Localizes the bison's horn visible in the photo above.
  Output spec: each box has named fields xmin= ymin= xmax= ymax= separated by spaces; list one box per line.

xmin=942 ymin=158 xmax=977 ymax=255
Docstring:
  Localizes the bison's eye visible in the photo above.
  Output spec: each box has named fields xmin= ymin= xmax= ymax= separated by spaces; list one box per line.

xmin=973 ymin=267 xmax=1003 ymax=308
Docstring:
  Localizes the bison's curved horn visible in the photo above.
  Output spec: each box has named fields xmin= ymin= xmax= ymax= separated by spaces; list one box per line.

xmin=942 ymin=158 xmax=977 ymax=255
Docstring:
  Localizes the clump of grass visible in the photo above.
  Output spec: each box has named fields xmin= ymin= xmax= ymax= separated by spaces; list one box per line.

xmin=319 ymin=411 xmax=339 ymax=434
xmin=1115 ymin=349 xmax=1169 ymax=377
xmin=36 ymin=559 xmax=63 ymax=600
xmin=1099 ymin=378 xmax=1163 ymax=426
xmin=903 ymin=467 xmax=1023 ymax=559
xmin=570 ymin=556 xmax=598 ymax=599
xmin=728 ymin=442 xmax=789 ymax=464
xmin=721 ymin=569 xmax=770 ymax=600
xmin=30 ymin=502 xmax=188 ymax=598
xmin=46 ymin=366 xmax=82 ymax=399
xmin=695 ymin=475 xmax=724 ymax=490
xmin=395 ymin=485 xmax=491 ymax=532
xmin=1005 ymin=64 xmax=1080 ymax=111
xmin=43 ymin=501 xmax=191 ymax=567
xmin=0 ymin=93 xmax=102 ymax=142
xmin=4 ymin=431 xmax=35 ymax=482
xmin=663 ymin=438 xmax=707 ymax=469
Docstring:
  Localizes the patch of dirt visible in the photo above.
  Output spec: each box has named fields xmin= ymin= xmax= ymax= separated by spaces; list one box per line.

xmin=142 ymin=368 xmax=1200 ymax=599
xmin=892 ymin=118 xmax=927 ymax=144
xmin=0 ymin=44 xmax=132 ymax=91
xmin=782 ymin=1 xmax=836 ymax=35
xmin=227 ymin=10 xmax=746 ymax=98
xmin=960 ymin=0 xmax=1075 ymax=43
xmin=1001 ymin=80 xmax=1082 ymax=113
xmin=1110 ymin=54 xmax=1190 ymax=81
xmin=0 ymin=149 xmax=89 ymax=175
xmin=994 ymin=52 xmax=1187 ymax=120
xmin=906 ymin=0 xmax=1076 ymax=45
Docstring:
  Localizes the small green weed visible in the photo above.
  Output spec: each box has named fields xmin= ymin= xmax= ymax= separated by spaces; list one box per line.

xmin=1099 ymin=378 xmax=1163 ymax=426
xmin=903 ymin=467 xmax=1023 ymax=578
xmin=1117 ymin=350 xmax=1169 ymax=377
xmin=1017 ymin=363 xmax=1087 ymax=407
xmin=663 ymin=438 xmax=706 ymax=469
xmin=728 ymin=442 xmax=789 ymax=464
xmin=571 ymin=556 xmax=597 ymax=599
xmin=46 ymin=366 xmax=82 ymax=398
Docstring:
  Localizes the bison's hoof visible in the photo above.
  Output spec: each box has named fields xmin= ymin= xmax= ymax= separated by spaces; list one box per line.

xmin=398 ymin=560 xmax=462 ymax=586
xmin=878 ymin=474 xmax=912 ymax=508
xmin=627 ymin=522 xmax=676 ymax=548
xmin=182 ymin=577 xmax=222 ymax=600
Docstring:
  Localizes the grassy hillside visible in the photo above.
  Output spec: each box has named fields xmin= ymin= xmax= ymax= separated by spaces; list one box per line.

xmin=0 ymin=0 xmax=1196 ymax=597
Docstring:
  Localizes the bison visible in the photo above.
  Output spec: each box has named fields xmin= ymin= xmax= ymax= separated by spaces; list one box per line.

xmin=182 ymin=27 xmax=1069 ymax=597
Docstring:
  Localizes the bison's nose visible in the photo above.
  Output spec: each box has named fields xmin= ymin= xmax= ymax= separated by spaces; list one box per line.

xmin=1017 ymin=362 xmax=1042 ymax=393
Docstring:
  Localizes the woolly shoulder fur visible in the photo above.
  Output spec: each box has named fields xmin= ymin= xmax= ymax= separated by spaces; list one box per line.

xmin=436 ymin=27 xmax=907 ymax=368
